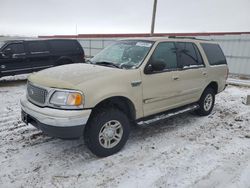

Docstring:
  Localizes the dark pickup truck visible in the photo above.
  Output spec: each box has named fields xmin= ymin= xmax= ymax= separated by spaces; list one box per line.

xmin=0 ymin=39 xmax=85 ymax=78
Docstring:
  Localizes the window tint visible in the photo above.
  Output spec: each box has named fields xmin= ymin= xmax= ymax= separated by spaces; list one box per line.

xmin=48 ymin=40 xmax=79 ymax=52
xmin=177 ymin=42 xmax=203 ymax=67
xmin=5 ymin=43 xmax=25 ymax=54
xmin=151 ymin=42 xmax=177 ymax=69
xmin=201 ymin=43 xmax=227 ymax=65
xmin=28 ymin=41 xmax=48 ymax=53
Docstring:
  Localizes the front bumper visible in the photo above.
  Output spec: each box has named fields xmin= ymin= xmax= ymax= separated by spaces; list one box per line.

xmin=20 ymin=97 xmax=92 ymax=139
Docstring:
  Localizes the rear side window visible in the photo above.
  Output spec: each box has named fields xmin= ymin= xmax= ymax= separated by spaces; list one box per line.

xmin=201 ymin=43 xmax=227 ymax=65
xmin=48 ymin=40 xmax=80 ymax=52
xmin=176 ymin=42 xmax=203 ymax=67
xmin=4 ymin=43 xmax=25 ymax=54
xmin=151 ymin=42 xmax=177 ymax=70
xmin=28 ymin=41 xmax=48 ymax=53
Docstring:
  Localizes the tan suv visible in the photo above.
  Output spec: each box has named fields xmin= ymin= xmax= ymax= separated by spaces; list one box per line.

xmin=21 ymin=37 xmax=228 ymax=157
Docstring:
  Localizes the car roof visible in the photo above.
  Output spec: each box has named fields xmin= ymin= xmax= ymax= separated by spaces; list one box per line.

xmin=3 ymin=39 xmax=78 ymax=43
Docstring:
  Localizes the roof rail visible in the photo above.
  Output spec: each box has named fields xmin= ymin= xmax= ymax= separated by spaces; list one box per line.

xmin=168 ymin=36 xmax=211 ymax=41
xmin=168 ymin=36 xmax=196 ymax=39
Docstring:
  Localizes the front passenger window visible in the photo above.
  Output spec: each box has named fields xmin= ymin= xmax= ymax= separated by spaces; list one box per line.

xmin=150 ymin=42 xmax=177 ymax=70
xmin=4 ymin=43 xmax=25 ymax=54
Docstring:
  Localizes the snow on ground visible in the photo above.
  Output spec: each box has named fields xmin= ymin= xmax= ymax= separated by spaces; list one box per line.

xmin=0 ymin=76 xmax=250 ymax=188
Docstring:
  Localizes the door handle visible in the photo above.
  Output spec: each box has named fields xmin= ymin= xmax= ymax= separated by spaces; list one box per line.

xmin=202 ymin=71 xmax=207 ymax=76
xmin=172 ymin=76 xmax=179 ymax=80
xmin=131 ymin=80 xmax=142 ymax=87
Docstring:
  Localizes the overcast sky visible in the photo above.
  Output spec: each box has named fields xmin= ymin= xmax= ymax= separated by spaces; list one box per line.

xmin=1 ymin=0 xmax=250 ymax=36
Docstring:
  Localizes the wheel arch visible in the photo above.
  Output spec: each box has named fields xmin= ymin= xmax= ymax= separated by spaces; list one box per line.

xmin=55 ymin=56 xmax=73 ymax=65
xmin=90 ymin=96 xmax=136 ymax=122
xmin=205 ymin=81 xmax=218 ymax=94
xmin=198 ymin=81 xmax=218 ymax=101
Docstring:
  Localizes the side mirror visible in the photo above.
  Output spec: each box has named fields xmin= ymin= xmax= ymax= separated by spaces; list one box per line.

xmin=3 ymin=48 xmax=13 ymax=57
xmin=146 ymin=59 xmax=166 ymax=73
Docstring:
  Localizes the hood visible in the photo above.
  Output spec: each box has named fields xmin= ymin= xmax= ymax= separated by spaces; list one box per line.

xmin=28 ymin=63 xmax=120 ymax=89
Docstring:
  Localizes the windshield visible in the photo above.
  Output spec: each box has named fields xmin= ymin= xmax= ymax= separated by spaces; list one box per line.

xmin=0 ymin=41 xmax=5 ymax=49
xmin=90 ymin=40 xmax=154 ymax=69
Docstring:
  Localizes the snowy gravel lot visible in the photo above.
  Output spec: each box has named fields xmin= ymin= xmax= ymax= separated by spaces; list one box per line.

xmin=0 ymin=75 xmax=250 ymax=188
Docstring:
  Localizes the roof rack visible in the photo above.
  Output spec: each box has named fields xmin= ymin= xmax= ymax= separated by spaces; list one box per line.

xmin=168 ymin=36 xmax=210 ymax=41
xmin=168 ymin=36 xmax=196 ymax=39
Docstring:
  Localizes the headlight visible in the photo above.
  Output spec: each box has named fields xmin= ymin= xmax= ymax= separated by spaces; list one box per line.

xmin=49 ymin=90 xmax=84 ymax=109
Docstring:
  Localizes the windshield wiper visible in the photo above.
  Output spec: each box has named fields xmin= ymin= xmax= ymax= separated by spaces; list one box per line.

xmin=94 ymin=61 xmax=120 ymax=68
xmin=86 ymin=59 xmax=94 ymax=64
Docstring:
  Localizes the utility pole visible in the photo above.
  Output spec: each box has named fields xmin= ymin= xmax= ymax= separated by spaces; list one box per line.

xmin=150 ymin=0 xmax=157 ymax=36
xmin=75 ymin=24 xmax=78 ymax=38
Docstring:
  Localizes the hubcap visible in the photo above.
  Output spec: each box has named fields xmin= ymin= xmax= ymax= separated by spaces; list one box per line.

xmin=99 ymin=120 xmax=123 ymax=149
xmin=204 ymin=94 xmax=213 ymax=111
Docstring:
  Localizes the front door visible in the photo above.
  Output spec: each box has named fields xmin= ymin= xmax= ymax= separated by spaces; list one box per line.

xmin=141 ymin=42 xmax=181 ymax=116
xmin=0 ymin=42 xmax=30 ymax=76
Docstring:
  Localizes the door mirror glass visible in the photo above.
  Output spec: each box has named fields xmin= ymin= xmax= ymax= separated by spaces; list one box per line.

xmin=150 ymin=59 xmax=166 ymax=72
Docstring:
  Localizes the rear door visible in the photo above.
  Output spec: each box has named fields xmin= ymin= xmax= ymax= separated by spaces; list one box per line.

xmin=173 ymin=42 xmax=207 ymax=103
xmin=0 ymin=42 xmax=30 ymax=76
xmin=25 ymin=41 xmax=53 ymax=71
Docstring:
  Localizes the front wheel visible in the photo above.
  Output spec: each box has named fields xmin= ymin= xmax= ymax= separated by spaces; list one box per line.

xmin=84 ymin=108 xmax=130 ymax=157
xmin=195 ymin=87 xmax=215 ymax=116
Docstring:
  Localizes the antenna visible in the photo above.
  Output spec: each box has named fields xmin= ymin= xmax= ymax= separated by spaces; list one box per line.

xmin=75 ymin=24 xmax=78 ymax=38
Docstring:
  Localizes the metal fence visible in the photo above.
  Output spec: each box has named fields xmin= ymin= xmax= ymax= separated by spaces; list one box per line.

xmin=78 ymin=34 xmax=250 ymax=76
xmin=78 ymin=39 xmax=116 ymax=58
xmin=198 ymin=34 xmax=250 ymax=76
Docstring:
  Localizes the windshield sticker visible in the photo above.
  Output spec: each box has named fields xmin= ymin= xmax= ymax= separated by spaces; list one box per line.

xmin=136 ymin=42 xmax=152 ymax=48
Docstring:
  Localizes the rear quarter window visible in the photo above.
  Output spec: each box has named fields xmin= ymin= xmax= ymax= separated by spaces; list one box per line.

xmin=201 ymin=43 xmax=227 ymax=65
xmin=48 ymin=40 xmax=81 ymax=53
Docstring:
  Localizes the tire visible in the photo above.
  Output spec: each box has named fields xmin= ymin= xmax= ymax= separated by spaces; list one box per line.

xmin=195 ymin=87 xmax=215 ymax=116
xmin=84 ymin=108 xmax=130 ymax=157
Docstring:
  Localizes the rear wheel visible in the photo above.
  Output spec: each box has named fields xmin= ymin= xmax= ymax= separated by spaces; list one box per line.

xmin=56 ymin=59 xmax=72 ymax=66
xmin=84 ymin=108 xmax=130 ymax=157
xmin=195 ymin=87 xmax=215 ymax=116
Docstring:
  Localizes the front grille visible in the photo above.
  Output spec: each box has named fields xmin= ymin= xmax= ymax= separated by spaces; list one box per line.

xmin=27 ymin=82 xmax=48 ymax=105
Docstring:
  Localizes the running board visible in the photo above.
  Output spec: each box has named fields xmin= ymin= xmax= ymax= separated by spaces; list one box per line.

xmin=137 ymin=104 xmax=199 ymax=127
